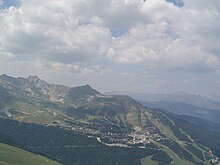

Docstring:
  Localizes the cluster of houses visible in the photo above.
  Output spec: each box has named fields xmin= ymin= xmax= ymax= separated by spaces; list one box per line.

xmin=93 ymin=126 xmax=162 ymax=147
xmin=50 ymin=120 xmax=165 ymax=148
xmin=101 ymin=126 xmax=172 ymax=148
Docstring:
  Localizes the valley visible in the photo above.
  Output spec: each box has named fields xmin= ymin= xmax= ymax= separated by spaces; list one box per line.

xmin=0 ymin=74 xmax=219 ymax=165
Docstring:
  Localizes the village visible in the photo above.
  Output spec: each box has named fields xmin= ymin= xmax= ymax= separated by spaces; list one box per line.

xmin=49 ymin=120 xmax=164 ymax=148
xmin=97 ymin=126 xmax=165 ymax=147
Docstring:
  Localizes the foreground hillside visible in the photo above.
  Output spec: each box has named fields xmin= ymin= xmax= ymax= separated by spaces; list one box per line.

xmin=0 ymin=143 xmax=62 ymax=165
xmin=0 ymin=74 xmax=219 ymax=165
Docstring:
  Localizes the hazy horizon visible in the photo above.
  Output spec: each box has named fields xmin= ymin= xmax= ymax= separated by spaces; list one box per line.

xmin=2 ymin=73 xmax=220 ymax=98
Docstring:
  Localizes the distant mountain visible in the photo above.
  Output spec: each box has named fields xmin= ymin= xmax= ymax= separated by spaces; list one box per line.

xmin=207 ymin=94 xmax=220 ymax=102
xmin=140 ymin=101 xmax=220 ymax=124
xmin=106 ymin=91 xmax=220 ymax=109
xmin=168 ymin=114 xmax=220 ymax=134
xmin=0 ymin=74 xmax=219 ymax=165
xmin=107 ymin=90 xmax=220 ymax=124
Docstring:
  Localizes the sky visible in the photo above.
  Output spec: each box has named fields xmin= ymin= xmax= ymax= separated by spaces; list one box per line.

xmin=0 ymin=0 xmax=220 ymax=95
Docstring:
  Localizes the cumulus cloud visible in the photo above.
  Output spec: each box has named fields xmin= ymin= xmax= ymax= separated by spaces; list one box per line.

xmin=0 ymin=0 xmax=148 ymax=65
xmin=1 ymin=0 xmax=219 ymax=70
xmin=107 ymin=0 xmax=220 ymax=72
xmin=0 ymin=1 xmax=112 ymax=63
xmin=0 ymin=0 xmax=220 ymax=94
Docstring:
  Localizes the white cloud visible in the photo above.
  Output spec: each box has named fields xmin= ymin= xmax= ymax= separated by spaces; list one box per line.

xmin=107 ymin=0 xmax=220 ymax=72
xmin=0 ymin=1 xmax=112 ymax=64
xmin=1 ymin=0 xmax=219 ymax=67
xmin=0 ymin=0 xmax=220 ymax=94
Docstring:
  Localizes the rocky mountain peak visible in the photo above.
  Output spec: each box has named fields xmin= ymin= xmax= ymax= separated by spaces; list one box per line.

xmin=68 ymin=84 xmax=101 ymax=100
xmin=27 ymin=75 xmax=40 ymax=82
xmin=0 ymin=74 xmax=102 ymax=103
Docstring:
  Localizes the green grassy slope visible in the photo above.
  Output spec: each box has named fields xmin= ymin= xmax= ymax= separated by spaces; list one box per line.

xmin=0 ymin=75 xmax=219 ymax=164
xmin=0 ymin=143 xmax=62 ymax=165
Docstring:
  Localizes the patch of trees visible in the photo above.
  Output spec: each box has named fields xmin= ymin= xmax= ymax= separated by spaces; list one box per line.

xmin=156 ymin=113 xmax=191 ymax=142
xmin=0 ymin=118 xmax=159 ymax=165
xmin=159 ymin=138 xmax=194 ymax=162
xmin=168 ymin=114 xmax=220 ymax=157
xmin=185 ymin=143 xmax=204 ymax=161
xmin=151 ymin=151 xmax=173 ymax=164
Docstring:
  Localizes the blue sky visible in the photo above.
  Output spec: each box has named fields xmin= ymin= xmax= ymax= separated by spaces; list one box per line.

xmin=0 ymin=0 xmax=20 ymax=9
xmin=0 ymin=0 xmax=220 ymax=95
xmin=166 ymin=0 xmax=184 ymax=7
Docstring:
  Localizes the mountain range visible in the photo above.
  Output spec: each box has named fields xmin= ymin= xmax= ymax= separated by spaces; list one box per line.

xmin=0 ymin=74 xmax=220 ymax=165
xmin=106 ymin=91 xmax=220 ymax=109
xmin=106 ymin=91 xmax=220 ymax=124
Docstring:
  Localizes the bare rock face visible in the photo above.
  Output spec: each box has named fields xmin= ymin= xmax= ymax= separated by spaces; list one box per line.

xmin=0 ymin=74 xmax=101 ymax=103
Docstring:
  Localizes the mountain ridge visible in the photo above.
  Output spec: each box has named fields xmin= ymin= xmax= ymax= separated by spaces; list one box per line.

xmin=0 ymin=74 xmax=100 ymax=103
xmin=0 ymin=74 xmax=219 ymax=165
xmin=139 ymin=100 xmax=220 ymax=124
xmin=106 ymin=90 xmax=220 ymax=109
